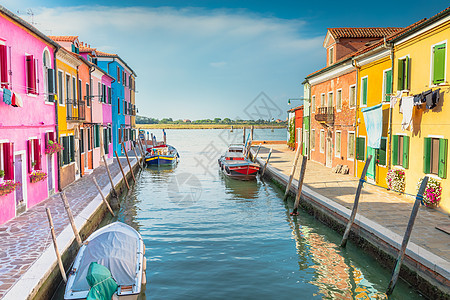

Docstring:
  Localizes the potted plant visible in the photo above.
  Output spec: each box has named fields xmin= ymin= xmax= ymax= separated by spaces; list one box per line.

xmin=45 ymin=140 xmax=64 ymax=155
xmin=0 ymin=180 xmax=21 ymax=197
xmin=0 ymin=170 xmax=4 ymax=184
xmin=386 ymin=168 xmax=405 ymax=193
xmin=417 ymin=177 xmax=442 ymax=208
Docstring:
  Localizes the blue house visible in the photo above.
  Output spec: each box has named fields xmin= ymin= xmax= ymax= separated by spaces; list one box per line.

xmin=96 ymin=51 xmax=136 ymax=156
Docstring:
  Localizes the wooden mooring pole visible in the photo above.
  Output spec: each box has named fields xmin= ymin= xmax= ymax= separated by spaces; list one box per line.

xmin=102 ymin=155 xmax=117 ymax=198
xmin=252 ymin=144 xmax=262 ymax=162
xmin=260 ymin=148 xmax=272 ymax=177
xmin=60 ymin=191 xmax=82 ymax=247
xmin=291 ymin=156 xmax=308 ymax=216
xmin=46 ymin=208 xmax=67 ymax=283
xmin=93 ymin=176 xmax=115 ymax=217
xmin=243 ymin=127 xmax=246 ymax=144
xmin=250 ymin=125 xmax=254 ymax=141
xmin=283 ymin=145 xmax=302 ymax=200
xmin=386 ymin=176 xmax=429 ymax=295
xmin=131 ymin=142 xmax=143 ymax=170
xmin=121 ymin=142 xmax=136 ymax=182
xmin=340 ymin=155 xmax=372 ymax=247
xmin=114 ymin=151 xmax=130 ymax=190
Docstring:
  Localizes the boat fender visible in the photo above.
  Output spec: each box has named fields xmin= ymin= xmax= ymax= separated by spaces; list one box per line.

xmin=142 ymin=271 xmax=147 ymax=285
xmin=143 ymin=257 xmax=147 ymax=271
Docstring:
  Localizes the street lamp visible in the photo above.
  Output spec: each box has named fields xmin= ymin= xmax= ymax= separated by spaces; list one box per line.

xmin=288 ymin=98 xmax=308 ymax=105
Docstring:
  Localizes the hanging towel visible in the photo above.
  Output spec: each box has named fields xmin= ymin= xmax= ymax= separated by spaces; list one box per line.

xmin=400 ymin=96 xmax=414 ymax=131
xmin=13 ymin=93 xmax=23 ymax=107
xmin=390 ymin=91 xmax=402 ymax=108
xmin=413 ymin=94 xmax=423 ymax=107
xmin=2 ymin=88 xmax=11 ymax=105
xmin=362 ymin=104 xmax=383 ymax=149
xmin=430 ymin=89 xmax=440 ymax=109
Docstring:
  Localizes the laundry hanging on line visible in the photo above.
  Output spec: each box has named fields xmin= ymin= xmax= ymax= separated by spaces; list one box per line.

xmin=362 ymin=104 xmax=383 ymax=149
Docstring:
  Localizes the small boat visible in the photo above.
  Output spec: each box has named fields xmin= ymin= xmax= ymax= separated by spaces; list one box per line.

xmin=64 ymin=222 xmax=146 ymax=300
xmin=218 ymin=144 xmax=260 ymax=180
xmin=145 ymin=144 xmax=179 ymax=166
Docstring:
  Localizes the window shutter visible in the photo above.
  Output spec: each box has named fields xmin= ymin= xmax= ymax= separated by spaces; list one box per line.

xmin=402 ymin=135 xmax=409 ymax=169
xmin=423 ymin=137 xmax=431 ymax=174
xmin=119 ymin=128 xmax=122 ymax=143
xmin=69 ymin=136 xmax=75 ymax=162
xmin=397 ymin=59 xmax=404 ymax=90
xmin=392 ymin=135 xmax=398 ymax=166
xmin=0 ymin=45 xmax=8 ymax=88
xmin=438 ymin=138 xmax=448 ymax=178
xmin=95 ymin=125 xmax=100 ymax=147
xmin=26 ymin=55 xmax=36 ymax=94
xmin=62 ymin=137 xmax=68 ymax=165
xmin=80 ymin=129 xmax=84 ymax=153
xmin=47 ymin=68 xmax=56 ymax=101
xmin=433 ymin=44 xmax=446 ymax=84
xmin=362 ymin=78 xmax=367 ymax=106
xmin=378 ymin=138 xmax=387 ymax=165
xmin=356 ymin=137 xmax=365 ymax=160
xmin=385 ymin=70 xmax=392 ymax=102
xmin=3 ymin=142 xmax=14 ymax=180
xmin=27 ymin=140 xmax=33 ymax=172
xmin=71 ymin=44 xmax=76 ymax=53
xmin=405 ymin=57 xmax=410 ymax=90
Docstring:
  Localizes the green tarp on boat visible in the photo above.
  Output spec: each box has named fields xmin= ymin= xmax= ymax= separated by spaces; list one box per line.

xmin=86 ymin=262 xmax=118 ymax=300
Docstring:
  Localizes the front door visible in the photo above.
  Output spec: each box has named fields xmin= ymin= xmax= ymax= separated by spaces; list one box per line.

xmin=326 ymin=132 xmax=333 ymax=168
xmin=47 ymin=154 xmax=53 ymax=193
xmin=367 ymin=147 xmax=376 ymax=180
xmin=14 ymin=154 xmax=26 ymax=215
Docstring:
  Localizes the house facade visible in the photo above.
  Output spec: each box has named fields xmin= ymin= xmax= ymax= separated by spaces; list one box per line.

xmin=0 ymin=7 xmax=59 ymax=224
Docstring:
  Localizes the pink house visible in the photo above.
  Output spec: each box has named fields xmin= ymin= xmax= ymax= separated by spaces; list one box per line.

xmin=0 ymin=6 xmax=60 ymax=224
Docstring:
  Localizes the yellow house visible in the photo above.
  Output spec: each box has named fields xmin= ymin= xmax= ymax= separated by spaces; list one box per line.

xmin=353 ymin=45 xmax=392 ymax=188
xmin=391 ymin=8 xmax=450 ymax=213
xmin=55 ymin=47 xmax=82 ymax=188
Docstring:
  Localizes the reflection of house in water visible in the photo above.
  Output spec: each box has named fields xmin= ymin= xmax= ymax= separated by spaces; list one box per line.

xmin=288 ymin=219 xmax=387 ymax=299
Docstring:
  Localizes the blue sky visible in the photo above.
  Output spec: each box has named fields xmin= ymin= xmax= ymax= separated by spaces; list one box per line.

xmin=2 ymin=1 xmax=449 ymax=120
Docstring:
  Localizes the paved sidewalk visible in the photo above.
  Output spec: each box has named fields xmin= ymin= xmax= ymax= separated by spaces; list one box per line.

xmin=0 ymin=152 xmax=142 ymax=299
xmin=257 ymin=144 xmax=450 ymax=262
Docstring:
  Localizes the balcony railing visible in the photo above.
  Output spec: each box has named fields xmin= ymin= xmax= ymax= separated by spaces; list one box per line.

xmin=314 ymin=106 xmax=334 ymax=125
xmin=66 ymin=99 xmax=86 ymax=121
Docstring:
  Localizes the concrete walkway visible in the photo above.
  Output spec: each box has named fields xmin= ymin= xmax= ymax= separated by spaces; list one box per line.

xmin=0 ymin=152 xmax=143 ymax=299
xmin=258 ymin=144 xmax=450 ymax=261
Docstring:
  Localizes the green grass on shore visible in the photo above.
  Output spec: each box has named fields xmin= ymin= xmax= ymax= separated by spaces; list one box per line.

xmin=136 ymin=124 xmax=287 ymax=129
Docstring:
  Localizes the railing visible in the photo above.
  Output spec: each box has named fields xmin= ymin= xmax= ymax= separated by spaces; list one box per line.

xmin=314 ymin=106 xmax=334 ymax=124
xmin=66 ymin=99 xmax=86 ymax=121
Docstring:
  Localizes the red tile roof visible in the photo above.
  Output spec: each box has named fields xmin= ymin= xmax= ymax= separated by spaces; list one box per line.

xmin=79 ymin=42 xmax=96 ymax=52
xmin=96 ymin=50 xmax=117 ymax=57
xmin=48 ymin=35 xmax=78 ymax=42
xmin=328 ymin=27 xmax=403 ymax=39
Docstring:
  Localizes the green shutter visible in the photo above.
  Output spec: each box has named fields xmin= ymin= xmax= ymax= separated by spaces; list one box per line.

xmin=402 ymin=135 xmax=409 ymax=169
xmin=439 ymin=138 xmax=448 ymax=178
xmin=385 ymin=70 xmax=392 ymax=102
xmin=356 ymin=137 xmax=365 ymax=160
xmin=95 ymin=125 xmax=100 ymax=147
xmin=69 ymin=136 xmax=75 ymax=162
xmin=433 ymin=44 xmax=446 ymax=84
xmin=405 ymin=57 xmax=410 ymax=90
xmin=423 ymin=137 xmax=432 ymax=174
xmin=362 ymin=77 xmax=368 ymax=106
xmin=397 ymin=59 xmax=404 ymax=90
xmin=378 ymin=138 xmax=387 ymax=165
xmin=62 ymin=137 xmax=69 ymax=165
xmin=392 ymin=135 xmax=399 ymax=166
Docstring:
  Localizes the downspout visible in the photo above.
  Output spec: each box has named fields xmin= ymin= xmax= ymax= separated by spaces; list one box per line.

xmin=388 ymin=41 xmax=395 ymax=170
xmin=53 ymin=47 xmax=61 ymax=192
xmin=89 ymin=65 xmax=95 ymax=169
xmin=352 ymin=59 xmax=361 ymax=177
xmin=76 ymin=65 xmax=82 ymax=177
xmin=107 ymin=58 xmax=117 ymax=155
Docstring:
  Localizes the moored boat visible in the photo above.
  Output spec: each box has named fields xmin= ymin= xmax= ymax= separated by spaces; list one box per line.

xmin=64 ymin=222 xmax=146 ymax=300
xmin=145 ymin=144 xmax=179 ymax=166
xmin=218 ymin=144 xmax=260 ymax=180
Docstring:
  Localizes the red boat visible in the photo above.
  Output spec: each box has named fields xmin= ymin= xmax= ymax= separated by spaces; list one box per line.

xmin=218 ymin=144 xmax=260 ymax=180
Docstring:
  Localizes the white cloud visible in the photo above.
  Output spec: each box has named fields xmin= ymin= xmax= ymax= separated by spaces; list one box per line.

xmin=209 ymin=61 xmax=227 ymax=68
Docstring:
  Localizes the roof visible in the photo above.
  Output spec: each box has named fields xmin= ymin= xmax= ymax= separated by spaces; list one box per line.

xmin=96 ymin=50 xmax=136 ymax=76
xmin=327 ymin=27 xmax=403 ymax=39
xmin=96 ymin=50 xmax=118 ymax=57
xmin=48 ymin=35 xmax=79 ymax=42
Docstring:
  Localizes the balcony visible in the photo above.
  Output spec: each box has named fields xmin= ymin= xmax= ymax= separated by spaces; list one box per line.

xmin=314 ymin=106 xmax=334 ymax=125
xmin=66 ymin=99 xmax=86 ymax=121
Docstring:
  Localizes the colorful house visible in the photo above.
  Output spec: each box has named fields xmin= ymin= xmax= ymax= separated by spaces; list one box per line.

xmin=287 ymin=105 xmax=304 ymax=151
xmin=390 ymin=8 xmax=450 ymax=213
xmin=0 ymin=6 xmax=60 ymax=224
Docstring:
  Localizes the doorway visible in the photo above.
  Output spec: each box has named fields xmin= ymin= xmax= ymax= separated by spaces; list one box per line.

xmin=326 ymin=131 xmax=333 ymax=168
xmin=47 ymin=154 xmax=54 ymax=194
xmin=14 ymin=153 xmax=26 ymax=215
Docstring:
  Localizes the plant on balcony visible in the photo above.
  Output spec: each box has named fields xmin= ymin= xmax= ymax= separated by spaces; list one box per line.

xmin=416 ymin=177 xmax=442 ymax=207
xmin=386 ymin=168 xmax=405 ymax=193
xmin=45 ymin=140 xmax=64 ymax=155
xmin=0 ymin=180 xmax=21 ymax=197
xmin=29 ymin=170 xmax=47 ymax=183
xmin=287 ymin=119 xmax=295 ymax=149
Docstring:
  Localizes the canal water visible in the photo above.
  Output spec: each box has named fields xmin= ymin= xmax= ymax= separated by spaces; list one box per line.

xmin=55 ymin=129 xmax=424 ymax=299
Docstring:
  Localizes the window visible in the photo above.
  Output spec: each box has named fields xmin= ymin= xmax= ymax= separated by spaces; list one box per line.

xmin=361 ymin=76 xmax=368 ymax=106
xmin=336 ymin=89 xmax=342 ymax=111
xmin=356 ymin=136 xmax=365 ymax=161
xmin=87 ymin=128 xmax=92 ymax=151
xmin=397 ymin=57 xmax=410 ymax=91
xmin=27 ymin=138 xmax=42 ymax=172
xmin=0 ymin=44 xmax=8 ymax=88
xmin=327 ymin=92 xmax=333 ymax=108
xmin=43 ymin=49 xmax=54 ymax=102
xmin=26 ymin=54 xmax=37 ymax=94
xmin=320 ymin=93 xmax=325 ymax=107
xmin=320 ymin=130 xmax=325 ymax=153
xmin=98 ymin=82 xmax=102 ymax=103
xmin=80 ymin=129 xmax=84 ymax=153
xmin=61 ymin=136 xmax=75 ymax=166
xmin=311 ymin=130 xmax=315 ymax=150
xmin=349 ymin=85 xmax=356 ymax=108
xmin=0 ymin=142 xmax=14 ymax=180
xmin=432 ymin=43 xmax=446 ymax=85
xmin=66 ymin=74 xmax=71 ymax=103
xmin=423 ymin=137 xmax=447 ymax=178
xmin=108 ymin=127 xmax=112 ymax=143
xmin=348 ymin=132 xmax=355 ymax=160
xmin=329 ymin=47 xmax=334 ymax=65
xmin=335 ymin=131 xmax=341 ymax=158
xmin=383 ymin=69 xmax=392 ymax=102
xmin=392 ymin=135 xmax=409 ymax=168
xmin=94 ymin=124 xmax=100 ymax=148
xmin=78 ymin=79 xmax=82 ymax=104
xmin=86 ymin=83 xmax=90 ymax=106
xmin=311 ymin=95 xmax=315 ymax=113
xmin=377 ymin=138 xmax=387 ymax=166
xmin=72 ymin=77 xmax=77 ymax=107
xmin=108 ymin=87 xmax=112 ymax=104
xmin=102 ymin=84 xmax=106 ymax=103
xmin=58 ymin=71 xmax=63 ymax=105
xmin=118 ymin=97 xmax=120 ymax=114
xmin=117 ymin=67 xmax=120 ymax=83
xmin=103 ymin=127 xmax=109 ymax=155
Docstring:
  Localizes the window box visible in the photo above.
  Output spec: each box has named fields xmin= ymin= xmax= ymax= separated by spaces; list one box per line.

xmin=29 ymin=170 xmax=47 ymax=183
xmin=0 ymin=180 xmax=21 ymax=197
xmin=386 ymin=168 xmax=405 ymax=193
xmin=417 ymin=177 xmax=442 ymax=207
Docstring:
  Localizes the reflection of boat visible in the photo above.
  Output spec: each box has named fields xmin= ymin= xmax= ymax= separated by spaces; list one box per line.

xmin=64 ymin=222 xmax=146 ymax=300
xmin=145 ymin=144 xmax=179 ymax=166
xmin=221 ymin=172 xmax=259 ymax=199
xmin=218 ymin=144 xmax=260 ymax=180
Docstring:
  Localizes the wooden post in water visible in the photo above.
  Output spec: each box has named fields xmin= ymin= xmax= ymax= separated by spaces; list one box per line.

xmin=93 ymin=176 xmax=115 ymax=217
xmin=114 ymin=151 xmax=130 ymax=190
xmin=243 ymin=127 xmax=246 ymax=144
xmin=163 ymin=129 xmax=167 ymax=145
xmin=60 ymin=191 xmax=82 ymax=247
xmin=46 ymin=208 xmax=67 ymax=283
xmin=283 ymin=145 xmax=302 ymax=200
xmin=340 ymin=155 xmax=372 ymax=247
xmin=150 ymin=133 xmax=154 ymax=146
xmin=250 ymin=125 xmax=254 ymax=141
xmin=121 ymin=142 xmax=136 ymax=182
xmin=291 ymin=156 xmax=308 ymax=216
xmin=131 ymin=142 xmax=143 ymax=170
xmin=252 ymin=144 xmax=262 ymax=162
xmin=230 ymin=125 xmax=233 ymax=132
xmin=102 ymin=155 xmax=117 ymax=198
xmin=386 ymin=176 xmax=429 ymax=295
xmin=261 ymin=148 xmax=272 ymax=177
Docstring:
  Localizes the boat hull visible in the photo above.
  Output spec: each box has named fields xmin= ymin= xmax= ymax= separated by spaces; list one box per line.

xmin=145 ymin=155 xmax=177 ymax=166
xmin=218 ymin=157 xmax=259 ymax=181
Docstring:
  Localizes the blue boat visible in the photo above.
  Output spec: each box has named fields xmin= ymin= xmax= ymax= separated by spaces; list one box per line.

xmin=145 ymin=144 xmax=179 ymax=166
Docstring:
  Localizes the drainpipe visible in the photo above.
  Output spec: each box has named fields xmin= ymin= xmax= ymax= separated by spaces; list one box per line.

xmin=76 ymin=65 xmax=82 ymax=177
xmin=89 ymin=65 xmax=95 ymax=170
xmin=107 ymin=58 xmax=117 ymax=155
xmin=352 ymin=59 xmax=361 ymax=177
xmin=388 ymin=42 xmax=395 ymax=170
xmin=53 ymin=47 xmax=61 ymax=192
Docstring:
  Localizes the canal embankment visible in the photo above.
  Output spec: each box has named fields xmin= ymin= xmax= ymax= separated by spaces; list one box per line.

xmin=252 ymin=144 xmax=450 ymax=299
xmin=0 ymin=151 xmax=142 ymax=300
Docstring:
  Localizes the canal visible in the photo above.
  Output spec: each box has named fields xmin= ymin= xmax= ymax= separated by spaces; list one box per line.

xmin=55 ymin=129 xmax=424 ymax=299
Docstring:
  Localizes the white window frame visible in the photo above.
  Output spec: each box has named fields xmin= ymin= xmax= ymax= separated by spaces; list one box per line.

xmin=320 ymin=129 xmax=325 ymax=153
xmin=336 ymin=88 xmax=342 ymax=111
xmin=347 ymin=131 xmax=355 ymax=161
xmin=311 ymin=95 xmax=316 ymax=114
xmin=429 ymin=40 xmax=447 ymax=87
xmin=329 ymin=46 xmax=334 ymax=65
xmin=335 ymin=130 xmax=341 ymax=158
xmin=349 ymin=84 xmax=356 ymax=109
xmin=43 ymin=48 xmax=52 ymax=104
xmin=58 ymin=70 xmax=64 ymax=106
xmin=397 ymin=54 xmax=410 ymax=92
xmin=320 ymin=93 xmax=326 ymax=107
xmin=311 ymin=129 xmax=316 ymax=151
xmin=382 ymin=68 xmax=392 ymax=103
xmin=360 ymin=75 xmax=368 ymax=108
xmin=327 ymin=91 xmax=333 ymax=108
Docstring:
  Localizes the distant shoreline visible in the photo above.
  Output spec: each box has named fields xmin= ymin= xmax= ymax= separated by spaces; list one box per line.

xmin=136 ymin=124 xmax=287 ymax=130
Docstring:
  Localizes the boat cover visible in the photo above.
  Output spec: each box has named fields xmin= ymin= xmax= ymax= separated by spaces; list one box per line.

xmin=71 ymin=229 xmax=138 ymax=291
xmin=86 ymin=262 xmax=118 ymax=300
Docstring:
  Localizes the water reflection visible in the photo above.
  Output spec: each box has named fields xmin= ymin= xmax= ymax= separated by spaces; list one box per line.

xmin=220 ymin=172 xmax=259 ymax=200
